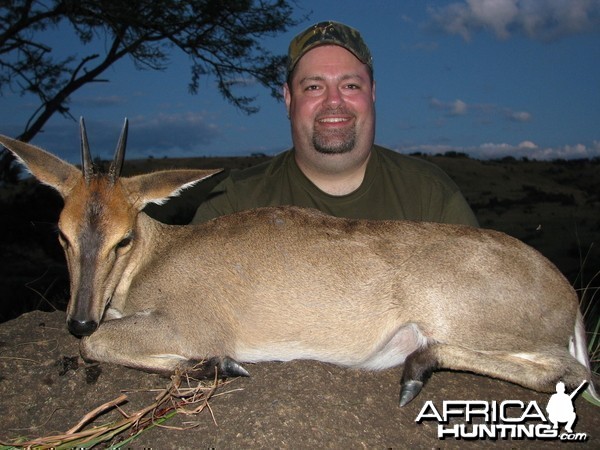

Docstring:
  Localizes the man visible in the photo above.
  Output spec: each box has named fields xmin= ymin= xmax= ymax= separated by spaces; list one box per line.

xmin=192 ymin=21 xmax=478 ymax=226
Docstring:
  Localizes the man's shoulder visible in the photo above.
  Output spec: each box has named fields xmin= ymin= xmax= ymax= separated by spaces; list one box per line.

xmin=228 ymin=150 xmax=291 ymax=184
xmin=374 ymin=145 xmax=456 ymax=185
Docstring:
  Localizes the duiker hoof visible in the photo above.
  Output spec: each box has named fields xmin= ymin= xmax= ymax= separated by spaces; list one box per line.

xmin=187 ymin=356 xmax=250 ymax=379
xmin=220 ymin=356 xmax=250 ymax=378
xmin=399 ymin=380 xmax=423 ymax=406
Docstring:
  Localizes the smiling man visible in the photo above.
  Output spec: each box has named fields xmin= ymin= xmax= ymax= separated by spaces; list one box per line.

xmin=192 ymin=21 xmax=478 ymax=226
xmin=285 ymin=42 xmax=374 ymax=196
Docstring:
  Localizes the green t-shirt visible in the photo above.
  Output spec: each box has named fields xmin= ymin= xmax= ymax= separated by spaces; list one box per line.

xmin=191 ymin=145 xmax=478 ymax=226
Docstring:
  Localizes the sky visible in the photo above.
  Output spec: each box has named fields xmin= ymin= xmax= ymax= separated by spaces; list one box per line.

xmin=1 ymin=0 xmax=599 ymax=163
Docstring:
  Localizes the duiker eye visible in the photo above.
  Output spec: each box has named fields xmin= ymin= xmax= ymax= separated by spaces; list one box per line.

xmin=117 ymin=236 xmax=133 ymax=248
xmin=116 ymin=232 xmax=134 ymax=250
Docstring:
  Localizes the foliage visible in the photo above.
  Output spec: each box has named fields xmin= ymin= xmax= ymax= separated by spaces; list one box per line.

xmin=575 ymin=245 xmax=600 ymax=374
xmin=441 ymin=150 xmax=469 ymax=159
xmin=579 ymin=267 xmax=600 ymax=407
xmin=0 ymin=0 xmax=300 ymax=181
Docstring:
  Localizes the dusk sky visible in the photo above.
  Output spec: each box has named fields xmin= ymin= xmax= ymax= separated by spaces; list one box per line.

xmin=1 ymin=0 xmax=599 ymax=162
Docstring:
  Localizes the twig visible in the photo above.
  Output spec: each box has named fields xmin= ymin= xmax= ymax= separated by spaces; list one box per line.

xmin=66 ymin=394 xmax=129 ymax=434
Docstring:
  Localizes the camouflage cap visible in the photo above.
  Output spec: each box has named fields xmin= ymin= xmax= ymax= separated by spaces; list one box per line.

xmin=287 ymin=21 xmax=373 ymax=76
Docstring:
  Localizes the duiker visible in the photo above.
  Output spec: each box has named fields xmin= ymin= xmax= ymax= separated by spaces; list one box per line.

xmin=0 ymin=119 xmax=597 ymax=406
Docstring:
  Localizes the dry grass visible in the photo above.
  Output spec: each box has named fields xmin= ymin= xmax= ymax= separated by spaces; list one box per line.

xmin=579 ymin=271 xmax=600 ymax=374
xmin=0 ymin=368 xmax=240 ymax=449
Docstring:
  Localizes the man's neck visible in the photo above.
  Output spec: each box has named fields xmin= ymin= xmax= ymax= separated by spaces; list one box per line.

xmin=294 ymin=149 xmax=372 ymax=196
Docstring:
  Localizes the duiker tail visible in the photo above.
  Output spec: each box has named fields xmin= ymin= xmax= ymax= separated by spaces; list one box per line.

xmin=571 ymin=311 xmax=600 ymax=405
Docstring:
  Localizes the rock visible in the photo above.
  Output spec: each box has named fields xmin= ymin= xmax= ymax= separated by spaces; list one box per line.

xmin=0 ymin=310 xmax=598 ymax=448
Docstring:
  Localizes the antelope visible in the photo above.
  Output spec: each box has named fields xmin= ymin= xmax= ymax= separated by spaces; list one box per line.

xmin=0 ymin=119 xmax=597 ymax=407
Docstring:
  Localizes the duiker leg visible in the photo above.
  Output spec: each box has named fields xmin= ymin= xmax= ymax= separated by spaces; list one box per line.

xmin=80 ymin=314 xmax=248 ymax=379
xmin=399 ymin=343 xmax=590 ymax=406
xmin=399 ymin=346 xmax=438 ymax=406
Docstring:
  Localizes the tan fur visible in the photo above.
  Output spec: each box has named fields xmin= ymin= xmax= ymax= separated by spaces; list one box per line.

xmin=1 ymin=129 xmax=597 ymax=405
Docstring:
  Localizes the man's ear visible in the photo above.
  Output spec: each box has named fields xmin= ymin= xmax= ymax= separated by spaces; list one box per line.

xmin=283 ymin=82 xmax=292 ymax=118
xmin=372 ymin=79 xmax=376 ymax=103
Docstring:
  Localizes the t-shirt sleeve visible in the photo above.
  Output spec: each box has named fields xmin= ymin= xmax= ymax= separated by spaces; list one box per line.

xmin=190 ymin=178 xmax=237 ymax=223
xmin=441 ymin=190 xmax=479 ymax=227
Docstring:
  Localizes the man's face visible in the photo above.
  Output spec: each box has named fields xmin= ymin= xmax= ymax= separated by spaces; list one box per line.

xmin=284 ymin=45 xmax=375 ymax=159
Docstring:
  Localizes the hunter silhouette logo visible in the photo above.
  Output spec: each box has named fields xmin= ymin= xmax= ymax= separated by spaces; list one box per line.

xmin=415 ymin=380 xmax=589 ymax=441
xmin=546 ymin=380 xmax=586 ymax=434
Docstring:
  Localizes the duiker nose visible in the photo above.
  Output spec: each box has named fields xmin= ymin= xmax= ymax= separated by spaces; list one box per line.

xmin=68 ymin=318 xmax=98 ymax=336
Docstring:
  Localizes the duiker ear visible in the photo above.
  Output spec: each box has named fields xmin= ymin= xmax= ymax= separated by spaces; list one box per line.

xmin=122 ymin=169 xmax=223 ymax=209
xmin=0 ymin=135 xmax=80 ymax=197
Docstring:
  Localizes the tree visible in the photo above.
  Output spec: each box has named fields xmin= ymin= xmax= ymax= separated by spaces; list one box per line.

xmin=0 ymin=0 xmax=300 ymax=182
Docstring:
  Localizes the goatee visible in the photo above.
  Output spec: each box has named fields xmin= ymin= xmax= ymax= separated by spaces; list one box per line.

xmin=312 ymin=127 xmax=356 ymax=154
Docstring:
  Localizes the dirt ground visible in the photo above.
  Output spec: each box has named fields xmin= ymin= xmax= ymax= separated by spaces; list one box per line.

xmin=0 ymin=310 xmax=598 ymax=448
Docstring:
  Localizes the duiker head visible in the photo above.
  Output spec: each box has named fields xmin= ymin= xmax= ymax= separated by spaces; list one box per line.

xmin=0 ymin=119 xmax=220 ymax=336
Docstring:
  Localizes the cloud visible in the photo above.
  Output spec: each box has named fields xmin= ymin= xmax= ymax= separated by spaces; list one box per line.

xmin=518 ymin=140 xmax=538 ymax=149
xmin=429 ymin=97 xmax=487 ymax=116
xmin=451 ymin=99 xmax=469 ymax=116
xmin=506 ymin=110 xmax=532 ymax=122
xmin=429 ymin=97 xmax=469 ymax=116
xmin=26 ymin=112 xmax=222 ymax=162
xmin=428 ymin=0 xmax=600 ymax=41
xmin=72 ymin=95 xmax=127 ymax=108
xmin=128 ymin=112 xmax=220 ymax=155
xmin=429 ymin=97 xmax=532 ymax=122
xmin=398 ymin=140 xmax=600 ymax=160
xmin=221 ymin=77 xmax=259 ymax=88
